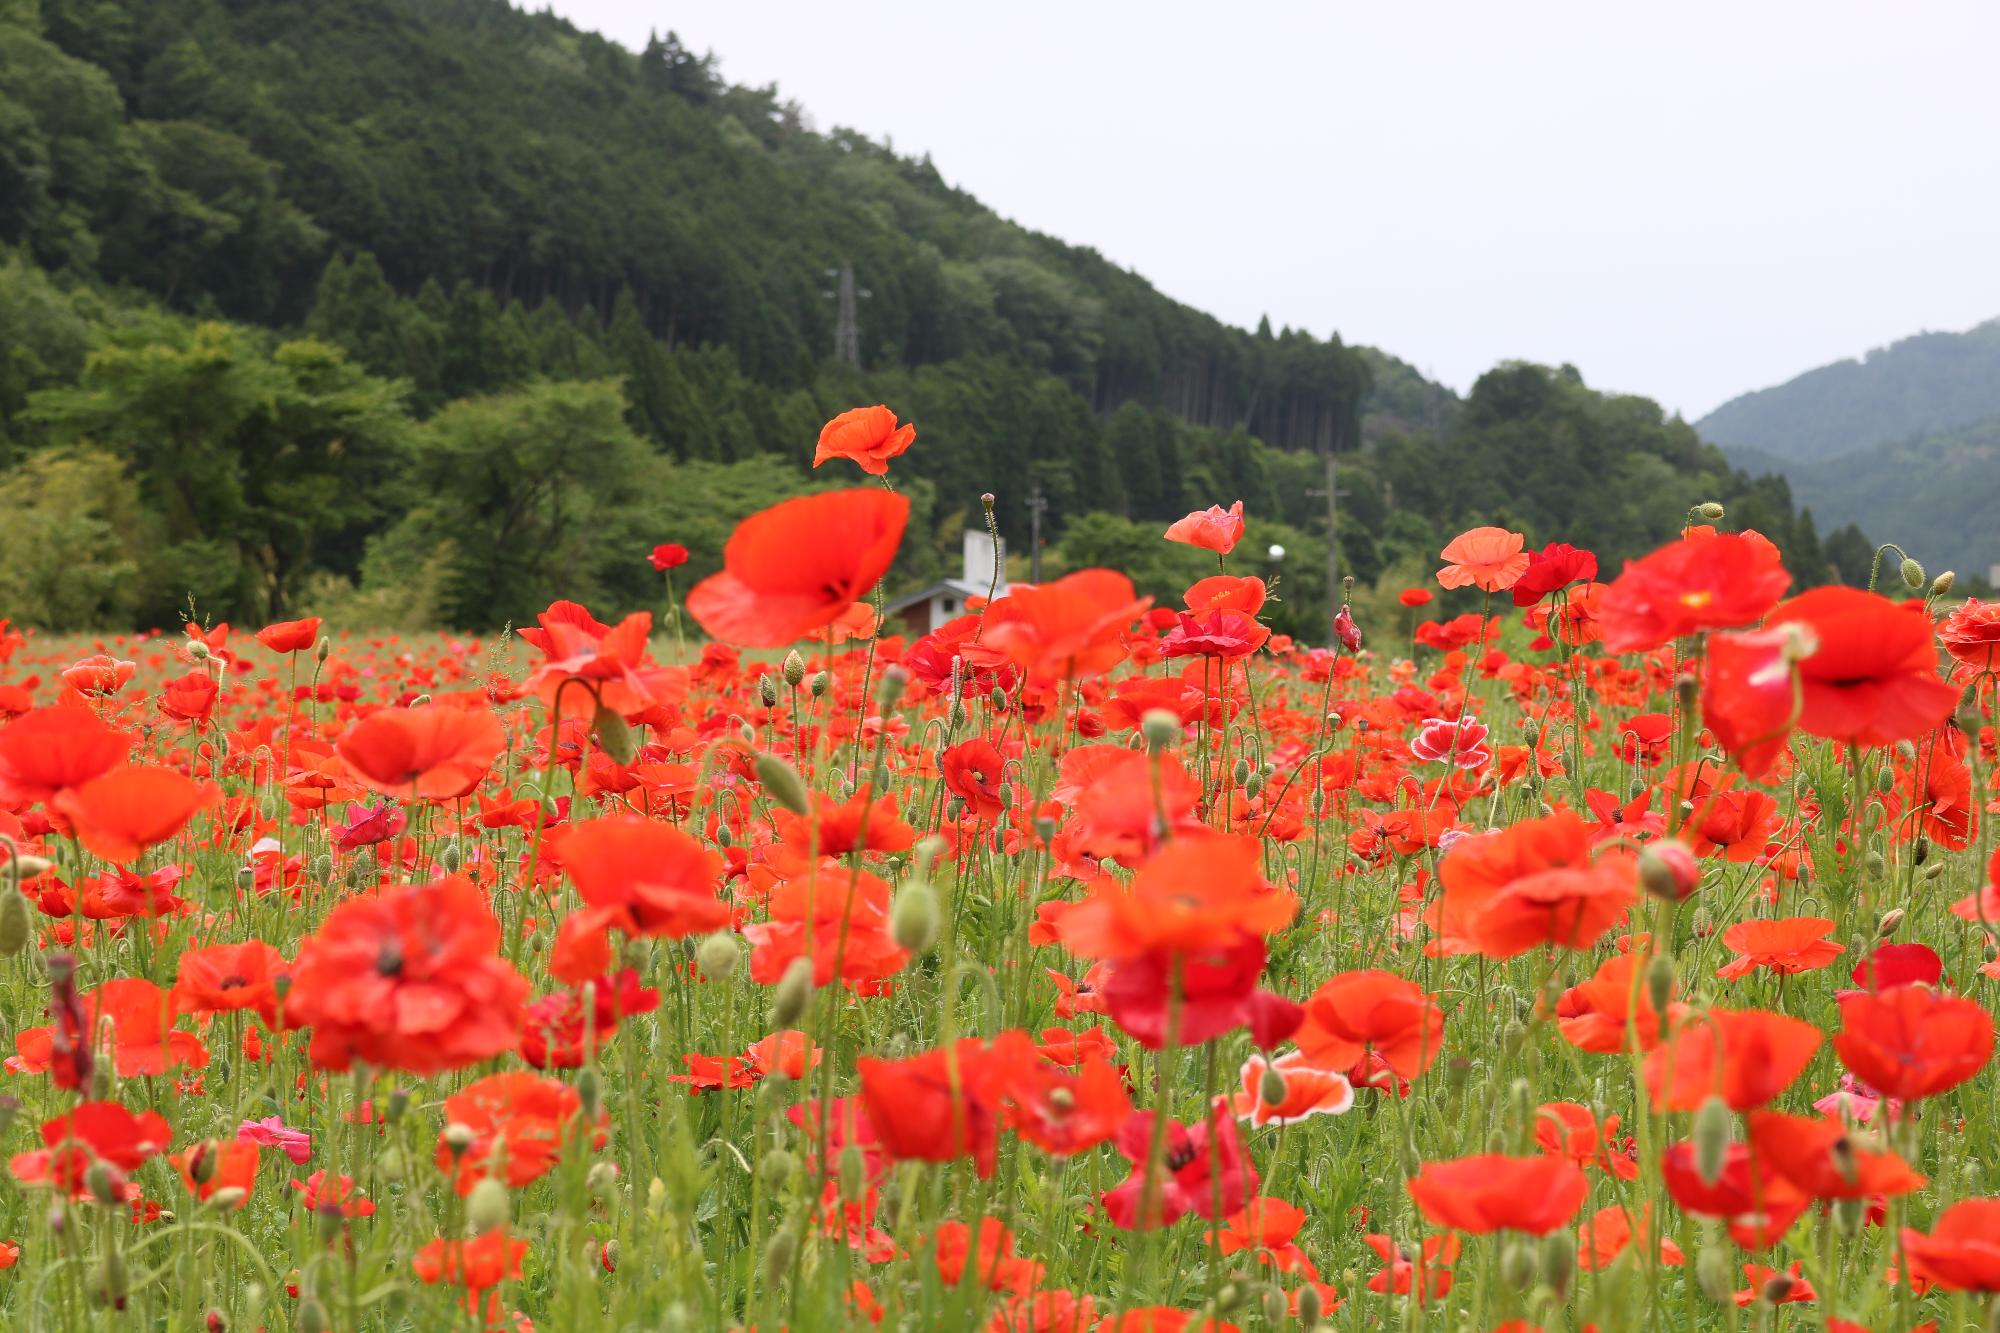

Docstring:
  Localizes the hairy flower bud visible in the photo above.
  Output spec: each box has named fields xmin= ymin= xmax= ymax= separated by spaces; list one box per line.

xmin=762 ymin=1224 xmax=798 ymax=1288
xmin=1696 ymin=1243 xmax=1734 ymax=1302
xmin=467 ymin=1176 xmax=510 ymax=1233
xmin=809 ymin=670 xmax=830 ymax=698
xmin=1141 ymin=710 xmax=1180 ymax=752
xmin=1541 ymin=1229 xmax=1577 ymax=1297
xmin=1296 ymin=1283 xmax=1322 ymax=1329
xmin=1931 ymin=570 xmax=1955 ymax=597
xmin=781 ymin=650 xmax=806 ymax=687
xmin=1500 ymin=1237 xmax=1537 ymax=1290
xmin=1899 ymin=556 xmax=1926 ymax=590
xmin=1697 ymin=502 xmax=1725 ymax=520
xmin=0 ymin=886 xmax=30 ymax=958
xmin=697 ymin=932 xmax=740 ymax=981
xmin=770 ymin=958 xmax=813 ymax=1027
xmin=757 ymin=674 xmax=779 ymax=708
xmin=754 ymin=752 xmax=811 ymax=815
xmin=1639 ymin=840 xmax=1699 ymax=901
xmin=1693 ymin=1095 xmax=1733 ymax=1186
xmin=592 ymin=706 xmax=639 ymax=766
xmin=891 ymin=879 xmax=940 ymax=953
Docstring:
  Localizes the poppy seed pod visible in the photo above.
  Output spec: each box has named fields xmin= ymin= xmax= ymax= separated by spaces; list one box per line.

xmin=781 ymin=650 xmax=806 ymax=687
xmin=1140 ymin=709 xmax=1180 ymax=752
xmin=770 ymin=958 xmax=814 ymax=1027
xmin=1693 ymin=1095 xmax=1733 ymax=1185
xmin=755 ymin=752 xmax=811 ymax=815
xmin=1540 ymin=1229 xmax=1576 ymax=1296
xmin=1899 ymin=557 xmax=1926 ymax=590
xmin=891 ymin=879 xmax=939 ymax=953
xmin=467 ymin=1176 xmax=510 ymax=1233
xmin=696 ymin=932 xmax=740 ymax=981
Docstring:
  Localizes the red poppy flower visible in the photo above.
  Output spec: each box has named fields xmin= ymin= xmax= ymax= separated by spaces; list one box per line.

xmin=814 ymin=405 xmax=916 ymax=476
xmin=1364 ymin=1233 xmax=1457 ymax=1303
xmin=1715 ymin=916 xmax=1843 ymax=980
xmin=1406 ymin=1154 xmax=1588 ymax=1234
xmin=1597 ymin=531 xmax=1790 ymax=653
xmin=1511 ymin=543 xmax=1599 ymax=607
xmin=412 ymin=1229 xmax=529 ymax=1296
xmin=1834 ymin=982 xmax=1993 ymax=1101
xmin=745 ymin=865 xmax=909 ymax=987
xmin=1209 ymin=1196 xmax=1317 ymax=1277
xmin=287 ymin=875 xmax=528 ymax=1074
xmin=9 ymin=1101 xmax=172 ymax=1195
xmin=687 ymin=489 xmax=908 ymax=647
xmin=1398 ymin=587 xmax=1434 ymax=608
xmin=1659 ymin=1142 xmax=1808 ymax=1251
xmin=173 ymin=940 xmax=290 ymax=1028
xmin=52 ymin=765 xmax=218 ymax=864
xmin=1433 ymin=811 xmax=1636 ymax=958
xmin=555 ymin=816 xmax=728 ymax=939
xmin=1295 ymin=970 xmax=1444 ymax=1082
xmin=942 ymin=738 xmax=1008 ymax=821
xmin=1158 ymin=609 xmax=1266 ymax=660
xmin=1536 ymin=1102 xmax=1638 ymax=1180
xmin=1163 ymin=502 xmax=1245 ymax=555
xmin=1101 ymin=1100 xmax=1259 ymax=1230
xmin=1702 ymin=624 xmax=1805 ymax=779
xmin=158 ymin=671 xmax=219 ymax=726
xmin=12 ymin=978 xmax=208 ymax=1082
xmin=857 ymin=1034 xmax=1034 ymax=1178
xmin=1231 ymin=1051 xmax=1355 ymax=1127
xmin=256 ymin=618 xmax=323 ymax=654
xmin=435 ymin=1071 xmax=604 ymax=1194
xmin=1056 ymin=832 xmax=1295 ymax=960
xmin=1746 ymin=1111 xmax=1926 ymax=1200
xmin=1096 ymin=935 xmax=1287 ymax=1050
xmin=1576 ymin=1203 xmax=1683 ymax=1272
xmin=1436 ymin=527 xmax=1529 ymax=593
xmin=1002 ymin=1052 xmax=1132 ymax=1157
xmin=518 ymin=602 xmax=687 ymax=719
xmin=1901 ymin=1199 xmax=2000 ymax=1292
xmin=335 ymin=703 xmax=505 ymax=801
xmin=1643 ymin=1007 xmax=1821 ymax=1111
xmin=174 ymin=1139 xmax=259 ymax=1207
xmin=974 ymin=569 xmax=1151 ymax=687
xmin=648 ymin=542 xmax=689 ymax=571
xmin=1938 ymin=597 xmax=2000 ymax=674
xmin=60 ymin=654 xmax=136 ymax=699
xmin=1765 ymin=587 xmax=1961 ymax=746
xmin=0 ymin=706 xmax=130 ymax=805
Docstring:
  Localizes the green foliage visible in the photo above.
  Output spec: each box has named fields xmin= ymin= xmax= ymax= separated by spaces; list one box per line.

xmin=0 ymin=445 xmax=153 ymax=627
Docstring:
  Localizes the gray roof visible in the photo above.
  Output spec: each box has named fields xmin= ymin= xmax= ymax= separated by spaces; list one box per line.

xmin=884 ymin=578 xmax=1003 ymax=616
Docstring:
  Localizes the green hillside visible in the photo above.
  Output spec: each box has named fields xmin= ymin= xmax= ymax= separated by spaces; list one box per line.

xmin=0 ymin=0 xmax=1850 ymax=631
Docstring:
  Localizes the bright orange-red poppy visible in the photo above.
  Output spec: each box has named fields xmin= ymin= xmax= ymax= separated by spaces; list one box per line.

xmin=1901 ymin=1199 xmax=2000 ymax=1292
xmin=1295 ymin=970 xmax=1444 ymax=1082
xmin=52 ymin=764 xmax=218 ymax=863
xmin=1834 ymin=982 xmax=1993 ymax=1101
xmin=1765 ymin=587 xmax=1961 ymax=746
xmin=1715 ymin=916 xmax=1843 ymax=980
xmin=256 ymin=618 xmax=323 ymax=654
xmin=555 ymin=816 xmax=729 ymax=939
xmin=1164 ymin=502 xmax=1246 ymax=555
xmin=687 ymin=489 xmax=908 ymax=647
xmin=813 ymin=405 xmax=916 ymax=476
xmin=1436 ymin=527 xmax=1529 ymax=593
xmin=1746 ymin=1110 xmax=1925 ymax=1200
xmin=1597 ymin=531 xmax=1790 ymax=653
xmin=973 ymin=569 xmax=1150 ymax=687
xmin=1643 ymin=1007 xmax=1821 ymax=1111
xmin=1433 ymin=811 xmax=1636 ymax=958
xmin=0 ymin=706 xmax=130 ymax=805
xmin=336 ymin=703 xmax=505 ymax=801
xmin=1406 ymin=1153 xmax=1588 ymax=1234
xmin=1056 ymin=832 xmax=1295 ymax=959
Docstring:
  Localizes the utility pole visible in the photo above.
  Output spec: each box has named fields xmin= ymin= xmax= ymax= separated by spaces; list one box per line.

xmin=1025 ymin=484 xmax=1047 ymax=583
xmin=1308 ymin=449 xmax=1346 ymax=646
xmin=822 ymin=262 xmax=868 ymax=365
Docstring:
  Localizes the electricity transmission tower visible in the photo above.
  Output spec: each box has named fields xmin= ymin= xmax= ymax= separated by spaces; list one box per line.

xmin=823 ymin=262 xmax=869 ymax=365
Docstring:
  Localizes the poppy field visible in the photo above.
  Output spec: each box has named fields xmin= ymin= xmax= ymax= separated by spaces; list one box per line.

xmin=1 ymin=405 xmax=1998 ymax=1333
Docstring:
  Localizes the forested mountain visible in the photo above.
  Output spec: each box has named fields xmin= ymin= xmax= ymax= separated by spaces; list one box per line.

xmin=0 ymin=0 xmax=1856 ymax=633
xmin=1696 ymin=320 xmax=2000 ymax=579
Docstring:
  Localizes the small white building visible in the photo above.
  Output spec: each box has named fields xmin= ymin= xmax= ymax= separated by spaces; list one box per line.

xmin=887 ymin=530 xmax=1008 ymax=636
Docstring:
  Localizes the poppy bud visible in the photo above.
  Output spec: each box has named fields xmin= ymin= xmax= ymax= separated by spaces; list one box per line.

xmin=3 ymin=849 xmax=51 ymax=880
xmin=593 ymin=706 xmax=639 ymax=765
xmin=762 ymin=1224 xmax=798 ymax=1288
xmin=235 ymin=866 xmax=255 ymax=892
xmin=1444 ymin=1056 xmax=1472 ymax=1092
xmin=467 ymin=1177 xmax=510 ymax=1233
xmin=1834 ymin=1196 xmax=1864 ymax=1233
xmin=187 ymin=639 xmax=211 ymax=662
xmin=1297 ymin=1282 xmax=1322 ymax=1328
xmin=1244 ymin=773 xmax=1264 ymax=799
xmin=996 ymin=781 xmax=1013 ymax=808
xmin=1639 ymin=839 xmax=1699 ymax=901
xmin=297 ymin=1294 xmax=329 ymax=1333
xmin=755 ymin=752 xmax=811 ymax=815
xmin=1913 ymin=837 xmax=1929 ymax=865
xmin=1541 ymin=1229 xmax=1576 ymax=1296
xmin=188 ymin=1140 xmax=220 ymax=1186
xmin=315 ymin=636 xmax=330 ymax=662
xmin=1696 ymin=1243 xmax=1734 ymax=1302
xmin=891 ymin=879 xmax=939 ymax=953
xmin=1231 ymin=758 xmax=1251 ymax=786
xmin=1874 ymin=765 xmax=1893 ymax=794
xmin=837 ymin=1142 xmax=866 ymax=1204
xmin=1693 ymin=1095 xmax=1733 ymax=1185
xmin=85 ymin=1161 xmax=122 ymax=1206
xmin=578 ymin=1067 xmax=603 ymax=1120
xmin=442 ymin=1123 xmax=477 ymax=1159
xmin=737 ymin=720 xmax=755 ymax=746
xmin=0 ymin=887 xmax=29 ymax=957
xmin=1259 ymin=1063 xmax=1288 ymax=1107
xmin=1930 ymin=570 xmax=1955 ymax=597
xmin=945 ymin=796 xmax=966 ymax=823
xmin=1646 ymin=953 xmax=1675 ymax=1024
xmin=1864 ymin=850 xmax=1885 ymax=879
xmin=1141 ymin=710 xmax=1180 ymax=752
xmin=781 ymin=650 xmax=806 ymax=687
xmin=810 ymin=670 xmax=830 ymax=698
xmin=206 ymin=1187 xmax=247 ymax=1211
xmin=758 ymin=1148 xmax=797 ymax=1190
xmin=437 ymin=840 xmax=463 ymax=874
xmin=1924 ymin=859 xmax=1946 ymax=881
xmin=1309 ymin=788 xmax=1325 ymax=818
xmin=1258 ymin=1287 xmax=1286 ymax=1323
xmin=697 ymin=932 xmax=740 ymax=981
xmin=771 ymin=958 xmax=814 ymax=1027
xmin=1500 ymin=1237 xmax=1537 ymax=1290
xmin=1675 ymin=675 xmax=1698 ymax=714
xmin=1697 ymin=502 xmax=1726 ymax=520
xmin=1212 ymin=1281 xmax=1246 ymax=1313
xmin=375 ymin=1145 xmax=407 ymax=1181
xmin=947 ymin=701 xmax=967 ymax=729
xmin=1877 ymin=908 xmax=1904 ymax=938
xmin=1508 ymin=1077 xmax=1533 ymax=1130
xmin=717 ymin=824 xmax=733 ymax=848
xmin=990 ymin=686 xmax=1008 ymax=713
xmin=757 ymin=674 xmax=779 ymax=708
xmin=1899 ymin=557 xmax=1925 ymax=590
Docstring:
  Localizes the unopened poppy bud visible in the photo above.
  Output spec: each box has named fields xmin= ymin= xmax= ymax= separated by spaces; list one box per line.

xmin=1259 ymin=1063 xmax=1288 ymax=1107
xmin=1639 ymin=840 xmax=1700 ymax=901
xmin=1508 ymin=1077 xmax=1532 ymax=1129
xmin=437 ymin=840 xmax=463 ymax=874
xmin=697 ymin=932 xmax=740 ymax=981
xmin=1693 ymin=1095 xmax=1733 ymax=1185
xmin=3 ymin=849 xmax=50 ymax=879
xmin=1444 ymin=1055 xmax=1472 ymax=1092
xmin=188 ymin=1140 xmax=220 ymax=1186
xmin=315 ymin=636 xmax=330 ymax=662
xmin=738 ymin=721 xmax=755 ymax=745
xmin=1258 ymin=1287 xmax=1286 ymax=1323
xmin=837 ymin=1142 xmax=866 ymax=1203
xmin=0 ymin=887 xmax=30 ymax=957
xmin=587 ymin=1161 xmax=619 ymax=1198
xmin=1913 ymin=837 xmax=1929 ymax=864
xmin=891 ymin=879 xmax=939 ymax=953
xmin=771 ymin=958 xmax=813 ymax=1027
xmin=1646 ymin=952 xmax=1675 ymax=1020
xmin=754 ymin=752 xmax=811 ymax=815
xmin=1930 ymin=570 xmax=1954 ymax=597
xmin=1899 ymin=557 xmax=1925 ymax=589
xmin=1141 ymin=710 xmax=1180 ymax=752
xmin=1924 ymin=859 xmax=1946 ymax=881
xmin=1877 ymin=908 xmax=1904 ymax=938
xmin=758 ymin=1148 xmax=797 ymax=1190
xmin=1244 ymin=773 xmax=1263 ymax=799
xmin=1034 ymin=814 xmax=1056 ymax=842
xmin=376 ymin=1145 xmax=407 ymax=1181
xmin=1697 ymin=502 xmax=1725 ymax=520
xmin=1540 ymin=1229 xmax=1576 ymax=1296
xmin=206 ymin=1187 xmax=247 ymax=1211
xmin=1834 ymin=1196 xmax=1864 ymax=1233
xmin=1696 ymin=1243 xmax=1734 ymax=1302
xmin=1212 ymin=1281 xmax=1246 ymax=1313
xmin=187 ymin=639 xmax=211 ymax=661
xmin=1500 ymin=1237 xmax=1537 ymax=1290
xmin=1864 ymin=850 xmax=1886 ymax=879
xmin=716 ymin=824 xmax=733 ymax=848
xmin=990 ymin=686 xmax=1007 ymax=713
xmin=442 ymin=1123 xmax=478 ymax=1159
xmin=781 ymin=650 xmax=806 ymax=687
xmin=1874 ymin=766 xmax=1894 ymax=794
xmin=85 ymin=1161 xmax=122 ymax=1206
xmin=577 ymin=1067 xmax=603 ymax=1119
xmin=1231 ymin=757 xmax=1251 ymax=786
xmin=592 ymin=706 xmax=639 ymax=765
xmin=810 ymin=671 xmax=830 ymax=698
xmin=762 ymin=1224 xmax=798 ymax=1287
xmin=467 ymin=1176 xmax=510 ymax=1233
xmin=1296 ymin=1282 xmax=1322 ymax=1328
xmin=1761 ymin=1272 xmax=1795 ymax=1304
xmin=757 ymin=674 xmax=779 ymax=708
xmin=945 ymin=795 xmax=966 ymax=822
xmin=996 ymin=781 xmax=1012 ymax=808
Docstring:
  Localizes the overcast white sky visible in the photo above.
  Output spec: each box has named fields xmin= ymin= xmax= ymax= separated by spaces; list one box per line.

xmin=548 ymin=1 xmax=2000 ymax=419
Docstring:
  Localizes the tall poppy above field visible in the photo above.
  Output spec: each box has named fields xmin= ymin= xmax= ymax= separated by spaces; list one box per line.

xmin=1597 ymin=530 xmax=1790 ymax=652
xmin=1435 ymin=526 xmax=1529 ymax=592
xmin=1763 ymin=586 xmax=1961 ymax=746
xmin=686 ymin=489 xmax=909 ymax=647
xmin=813 ymin=405 xmax=916 ymax=476
xmin=1164 ymin=501 xmax=1246 ymax=555
xmin=336 ymin=702 xmax=506 ymax=801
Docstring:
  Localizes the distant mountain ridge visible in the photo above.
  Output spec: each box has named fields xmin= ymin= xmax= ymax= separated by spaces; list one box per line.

xmin=1697 ymin=318 xmax=2000 ymax=464
xmin=1696 ymin=319 xmax=2000 ymax=580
